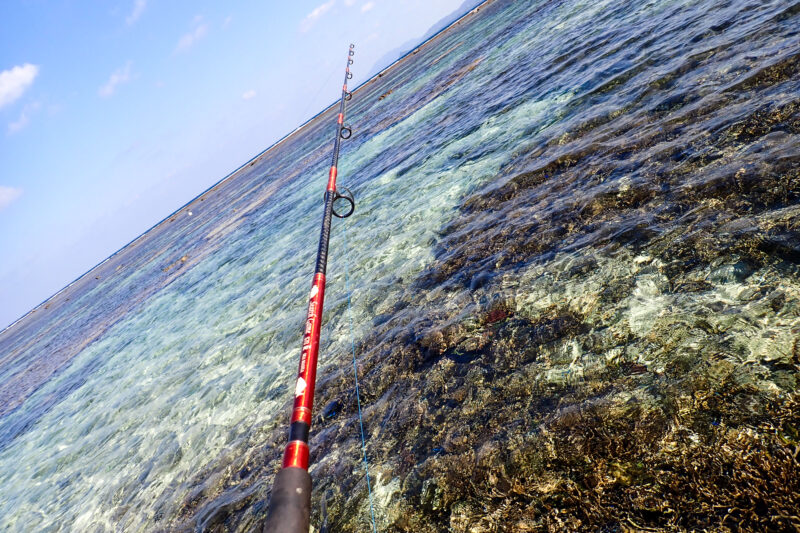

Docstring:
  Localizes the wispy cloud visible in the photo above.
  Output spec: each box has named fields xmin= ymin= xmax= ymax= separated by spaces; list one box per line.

xmin=0 ymin=64 xmax=39 ymax=110
xmin=126 ymin=0 xmax=147 ymax=25
xmin=300 ymin=0 xmax=335 ymax=33
xmin=175 ymin=19 xmax=209 ymax=53
xmin=7 ymin=113 xmax=29 ymax=134
xmin=0 ymin=186 xmax=23 ymax=211
xmin=223 ymin=15 xmax=233 ymax=29
xmin=242 ymin=90 xmax=256 ymax=100
xmin=98 ymin=62 xmax=132 ymax=98
xmin=343 ymin=0 xmax=356 ymax=5
xmin=361 ymin=1 xmax=374 ymax=12
xmin=7 ymin=101 xmax=41 ymax=134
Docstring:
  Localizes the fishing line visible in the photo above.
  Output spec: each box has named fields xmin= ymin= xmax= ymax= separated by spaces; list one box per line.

xmin=300 ymin=63 xmax=341 ymax=126
xmin=342 ymin=217 xmax=378 ymax=533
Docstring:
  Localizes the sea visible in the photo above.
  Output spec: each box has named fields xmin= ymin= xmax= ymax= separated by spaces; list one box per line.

xmin=1 ymin=0 xmax=798 ymax=531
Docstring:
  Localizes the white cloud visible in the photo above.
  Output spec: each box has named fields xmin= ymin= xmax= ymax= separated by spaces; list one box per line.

xmin=344 ymin=0 xmax=356 ymax=5
xmin=361 ymin=1 xmax=374 ymax=12
xmin=98 ymin=62 xmax=132 ymax=98
xmin=0 ymin=186 xmax=23 ymax=211
xmin=7 ymin=113 xmax=29 ymax=133
xmin=7 ymin=101 xmax=40 ymax=134
xmin=175 ymin=22 xmax=209 ymax=53
xmin=242 ymin=90 xmax=256 ymax=100
xmin=0 ymin=64 xmax=39 ymax=110
xmin=223 ymin=15 xmax=233 ymax=29
xmin=126 ymin=0 xmax=146 ymax=25
xmin=300 ymin=0 xmax=335 ymax=33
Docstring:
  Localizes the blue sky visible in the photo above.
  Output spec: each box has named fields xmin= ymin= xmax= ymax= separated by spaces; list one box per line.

xmin=0 ymin=0 xmax=469 ymax=328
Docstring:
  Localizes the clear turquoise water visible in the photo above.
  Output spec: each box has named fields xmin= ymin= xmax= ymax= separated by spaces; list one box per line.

xmin=1 ymin=0 xmax=798 ymax=530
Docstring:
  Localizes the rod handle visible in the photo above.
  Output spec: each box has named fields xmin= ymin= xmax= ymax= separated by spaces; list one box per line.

xmin=263 ymin=467 xmax=312 ymax=533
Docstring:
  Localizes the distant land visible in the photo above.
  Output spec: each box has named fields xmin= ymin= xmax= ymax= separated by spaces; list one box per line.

xmin=366 ymin=0 xmax=486 ymax=78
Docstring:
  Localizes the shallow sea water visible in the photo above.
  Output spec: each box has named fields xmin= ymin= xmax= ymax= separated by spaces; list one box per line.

xmin=1 ymin=0 xmax=798 ymax=531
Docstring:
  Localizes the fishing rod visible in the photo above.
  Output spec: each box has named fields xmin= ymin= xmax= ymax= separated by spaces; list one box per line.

xmin=264 ymin=44 xmax=357 ymax=533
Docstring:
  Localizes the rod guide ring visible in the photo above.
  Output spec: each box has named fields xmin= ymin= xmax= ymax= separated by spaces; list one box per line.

xmin=332 ymin=187 xmax=355 ymax=218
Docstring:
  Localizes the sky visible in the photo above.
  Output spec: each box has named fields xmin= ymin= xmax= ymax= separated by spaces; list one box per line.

xmin=0 ymin=0 xmax=471 ymax=329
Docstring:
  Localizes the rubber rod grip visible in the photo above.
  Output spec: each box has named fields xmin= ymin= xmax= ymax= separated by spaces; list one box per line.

xmin=263 ymin=467 xmax=312 ymax=533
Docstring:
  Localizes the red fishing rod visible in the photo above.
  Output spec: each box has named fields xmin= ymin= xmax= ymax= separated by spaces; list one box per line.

xmin=264 ymin=44 xmax=356 ymax=533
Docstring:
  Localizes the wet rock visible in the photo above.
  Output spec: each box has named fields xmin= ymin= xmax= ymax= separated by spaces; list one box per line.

xmin=566 ymin=255 xmax=598 ymax=278
xmin=469 ymin=271 xmax=493 ymax=290
xmin=482 ymin=302 xmax=512 ymax=325
xmin=672 ymin=279 xmax=713 ymax=293
xmin=769 ymin=290 xmax=786 ymax=312
xmin=488 ymin=314 xmax=582 ymax=371
xmin=600 ymin=278 xmax=634 ymax=304
xmin=707 ymin=260 xmax=755 ymax=283
xmin=321 ymin=399 xmax=342 ymax=420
